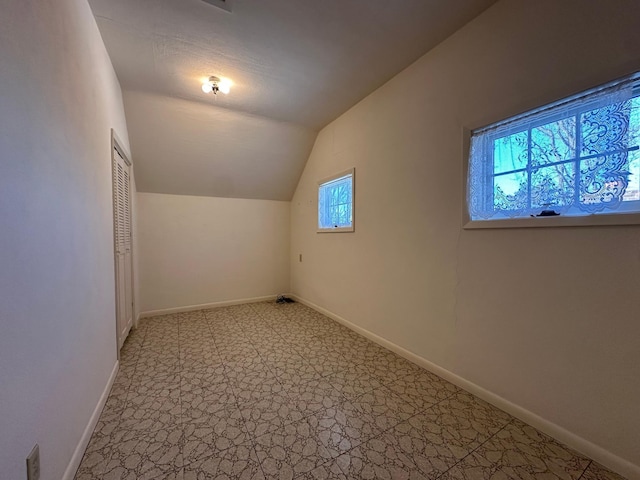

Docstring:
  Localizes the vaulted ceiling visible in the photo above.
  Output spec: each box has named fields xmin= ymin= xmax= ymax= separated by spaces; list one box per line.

xmin=89 ymin=0 xmax=498 ymax=200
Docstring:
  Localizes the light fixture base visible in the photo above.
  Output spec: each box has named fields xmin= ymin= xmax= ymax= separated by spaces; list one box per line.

xmin=201 ymin=0 xmax=232 ymax=13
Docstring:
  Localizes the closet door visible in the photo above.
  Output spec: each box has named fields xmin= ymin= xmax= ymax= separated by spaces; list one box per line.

xmin=113 ymin=146 xmax=133 ymax=349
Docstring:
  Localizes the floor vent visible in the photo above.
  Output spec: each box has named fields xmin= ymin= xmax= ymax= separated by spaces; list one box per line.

xmin=201 ymin=0 xmax=232 ymax=13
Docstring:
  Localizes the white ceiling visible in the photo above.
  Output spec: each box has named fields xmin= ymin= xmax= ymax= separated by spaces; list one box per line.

xmin=89 ymin=0 xmax=498 ymax=200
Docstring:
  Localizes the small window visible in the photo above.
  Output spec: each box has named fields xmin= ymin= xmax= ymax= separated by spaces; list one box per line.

xmin=467 ymin=72 xmax=640 ymax=225
xmin=318 ymin=168 xmax=354 ymax=232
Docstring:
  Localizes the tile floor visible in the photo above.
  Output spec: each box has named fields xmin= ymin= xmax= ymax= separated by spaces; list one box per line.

xmin=75 ymin=301 xmax=625 ymax=480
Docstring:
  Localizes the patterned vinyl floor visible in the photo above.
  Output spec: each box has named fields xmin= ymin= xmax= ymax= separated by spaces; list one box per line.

xmin=74 ymin=301 xmax=625 ymax=479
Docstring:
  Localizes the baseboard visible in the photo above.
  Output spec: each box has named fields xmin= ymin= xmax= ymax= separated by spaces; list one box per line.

xmin=289 ymin=294 xmax=640 ymax=480
xmin=62 ymin=360 xmax=119 ymax=480
xmin=140 ymin=295 xmax=278 ymax=318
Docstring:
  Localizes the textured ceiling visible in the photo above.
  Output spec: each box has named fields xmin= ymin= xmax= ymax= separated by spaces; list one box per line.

xmin=89 ymin=0 xmax=498 ymax=200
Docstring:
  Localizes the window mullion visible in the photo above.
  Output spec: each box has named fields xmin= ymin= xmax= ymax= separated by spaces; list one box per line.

xmin=489 ymin=139 xmax=496 ymax=217
xmin=575 ymin=112 xmax=581 ymax=208
xmin=494 ymin=167 xmax=528 ymax=176
xmin=527 ymin=128 xmax=532 ymax=212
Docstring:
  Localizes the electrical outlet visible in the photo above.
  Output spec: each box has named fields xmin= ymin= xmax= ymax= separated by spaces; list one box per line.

xmin=26 ymin=444 xmax=40 ymax=480
xmin=299 ymin=254 xmax=302 ymax=262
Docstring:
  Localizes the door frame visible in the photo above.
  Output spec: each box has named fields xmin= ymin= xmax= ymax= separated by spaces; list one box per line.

xmin=110 ymin=129 xmax=135 ymax=359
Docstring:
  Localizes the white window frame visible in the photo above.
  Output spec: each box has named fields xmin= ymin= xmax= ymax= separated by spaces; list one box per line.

xmin=464 ymin=74 xmax=640 ymax=230
xmin=317 ymin=168 xmax=355 ymax=233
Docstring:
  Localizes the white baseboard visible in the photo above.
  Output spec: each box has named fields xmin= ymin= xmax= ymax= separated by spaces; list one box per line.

xmin=139 ymin=295 xmax=278 ymax=318
xmin=62 ymin=360 xmax=119 ymax=480
xmin=289 ymin=294 xmax=640 ymax=480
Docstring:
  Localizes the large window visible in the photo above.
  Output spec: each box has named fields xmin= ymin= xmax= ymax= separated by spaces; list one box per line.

xmin=318 ymin=168 xmax=354 ymax=232
xmin=467 ymin=73 xmax=640 ymax=225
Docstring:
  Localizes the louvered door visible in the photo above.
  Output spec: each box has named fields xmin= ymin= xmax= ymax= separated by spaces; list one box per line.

xmin=113 ymin=145 xmax=133 ymax=350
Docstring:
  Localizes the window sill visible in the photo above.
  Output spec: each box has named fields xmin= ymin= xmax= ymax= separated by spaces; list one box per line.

xmin=464 ymin=212 xmax=640 ymax=229
xmin=317 ymin=226 xmax=354 ymax=233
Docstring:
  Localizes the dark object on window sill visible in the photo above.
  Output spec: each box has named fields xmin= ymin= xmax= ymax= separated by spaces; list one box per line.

xmin=532 ymin=209 xmax=560 ymax=217
xmin=276 ymin=295 xmax=295 ymax=304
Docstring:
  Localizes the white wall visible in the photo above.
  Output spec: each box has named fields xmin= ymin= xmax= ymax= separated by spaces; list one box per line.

xmin=291 ymin=0 xmax=640 ymax=474
xmin=138 ymin=193 xmax=290 ymax=313
xmin=0 ymin=1 xmax=132 ymax=479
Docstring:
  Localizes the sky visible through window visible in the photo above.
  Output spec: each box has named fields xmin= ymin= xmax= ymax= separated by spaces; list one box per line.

xmin=492 ymin=96 xmax=640 ymax=212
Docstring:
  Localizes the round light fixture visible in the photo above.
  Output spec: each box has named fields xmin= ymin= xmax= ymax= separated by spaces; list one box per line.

xmin=202 ymin=76 xmax=232 ymax=95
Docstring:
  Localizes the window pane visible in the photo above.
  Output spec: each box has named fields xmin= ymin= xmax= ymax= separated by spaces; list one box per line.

xmin=338 ymin=204 xmax=348 ymax=225
xmin=338 ymin=185 xmax=347 ymax=203
xmin=623 ymin=97 xmax=640 ymax=201
xmin=318 ymin=186 xmax=328 ymax=226
xmin=579 ymin=153 xmax=629 ymax=209
xmin=531 ymin=163 xmax=575 ymax=209
xmin=494 ymin=171 xmax=528 ymax=212
xmin=581 ymin=100 xmax=632 ymax=156
xmin=531 ymin=117 xmax=576 ymax=167
xmin=494 ymin=131 xmax=528 ymax=174
xmin=624 ymin=150 xmax=640 ymax=202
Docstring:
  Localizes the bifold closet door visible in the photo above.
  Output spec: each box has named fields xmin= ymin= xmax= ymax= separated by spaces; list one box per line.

xmin=113 ymin=146 xmax=133 ymax=349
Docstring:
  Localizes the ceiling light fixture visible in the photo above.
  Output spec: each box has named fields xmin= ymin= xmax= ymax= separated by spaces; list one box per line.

xmin=201 ymin=76 xmax=231 ymax=95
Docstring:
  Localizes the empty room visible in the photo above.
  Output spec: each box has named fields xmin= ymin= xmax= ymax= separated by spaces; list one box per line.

xmin=2 ymin=0 xmax=640 ymax=479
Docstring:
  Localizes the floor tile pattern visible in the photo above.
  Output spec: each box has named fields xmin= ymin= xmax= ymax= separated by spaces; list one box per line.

xmin=75 ymin=302 xmax=626 ymax=479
